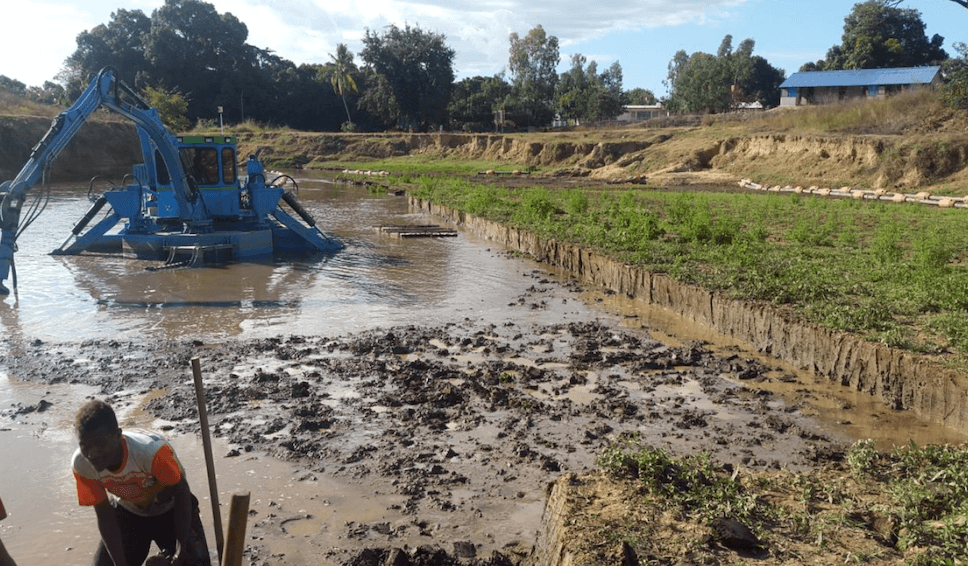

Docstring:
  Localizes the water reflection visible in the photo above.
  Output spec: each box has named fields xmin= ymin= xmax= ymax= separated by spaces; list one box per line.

xmin=0 ymin=176 xmax=575 ymax=345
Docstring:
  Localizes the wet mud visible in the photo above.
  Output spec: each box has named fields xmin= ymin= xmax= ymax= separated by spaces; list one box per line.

xmin=2 ymin=265 xmax=853 ymax=566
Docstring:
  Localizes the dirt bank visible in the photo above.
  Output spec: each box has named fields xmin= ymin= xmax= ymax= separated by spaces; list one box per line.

xmin=413 ymin=197 xmax=968 ymax=438
xmin=233 ymin=128 xmax=968 ymax=192
xmin=0 ymin=115 xmax=140 ymax=181
xmin=3 ymin=112 xmax=967 ymax=192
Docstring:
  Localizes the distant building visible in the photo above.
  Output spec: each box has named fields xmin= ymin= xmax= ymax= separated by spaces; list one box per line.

xmin=733 ymin=101 xmax=764 ymax=112
xmin=779 ymin=66 xmax=941 ymax=107
xmin=617 ymin=104 xmax=670 ymax=122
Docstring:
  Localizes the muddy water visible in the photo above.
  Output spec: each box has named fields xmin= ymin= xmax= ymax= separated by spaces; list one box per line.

xmin=0 ymin=171 xmax=963 ymax=565
xmin=587 ymin=291 xmax=967 ymax=449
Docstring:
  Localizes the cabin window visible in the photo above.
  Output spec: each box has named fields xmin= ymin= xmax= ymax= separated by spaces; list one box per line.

xmin=221 ymin=148 xmax=237 ymax=184
xmin=182 ymin=148 xmax=220 ymax=185
xmin=155 ymin=149 xmax=171 ymax=185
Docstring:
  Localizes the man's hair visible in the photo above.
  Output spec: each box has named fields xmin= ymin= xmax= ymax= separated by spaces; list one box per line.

xmin=74 ymin=399 xmax=119 ymax=434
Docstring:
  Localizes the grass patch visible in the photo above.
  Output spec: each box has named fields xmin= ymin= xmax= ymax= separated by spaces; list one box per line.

xmin=591 ymin=437 xmax=968 ymax=565
xmin=409 ymin=179 xmax=968 ymax=363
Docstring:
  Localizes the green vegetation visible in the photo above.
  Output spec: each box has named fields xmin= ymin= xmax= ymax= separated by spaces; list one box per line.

xmin=406 ymin=175 xmax=968 ymax=364
xmin=597 ymin=437 xmax=968 ymax=565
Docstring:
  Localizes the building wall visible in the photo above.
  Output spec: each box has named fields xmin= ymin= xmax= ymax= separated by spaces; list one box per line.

xmin=781 ymin=81 xmax=935 ymax=107
xmin=617 ymin=105 xmax=670 ymax=122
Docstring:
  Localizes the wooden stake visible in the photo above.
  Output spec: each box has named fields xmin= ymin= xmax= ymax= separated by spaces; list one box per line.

xmin=192 ymin=356 xmax=225 ymax=564
xmin=220 ymin=493 xmax=251 ymax=566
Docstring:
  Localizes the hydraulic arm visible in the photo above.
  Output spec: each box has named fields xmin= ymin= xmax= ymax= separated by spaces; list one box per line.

xmin=0 ymin=67 xmax=203 ymax=294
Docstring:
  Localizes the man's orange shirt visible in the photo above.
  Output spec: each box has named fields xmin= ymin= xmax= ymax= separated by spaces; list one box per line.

xmin=72 ymin=430 xmax=184 ymax=517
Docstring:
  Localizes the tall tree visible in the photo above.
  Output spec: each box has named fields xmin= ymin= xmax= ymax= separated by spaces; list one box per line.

xmin=63 ymin=8 xmax=151 ymax=96
xmin=664 ymin=35 xmax=784 ymax=113
xmin=507 ymin=25 xmax=560 ymax=127
xmin=886 ymin=0 xmax=967 ymax=9
xmin=323 ymin=44 xmax=359 ymax=126
xmin=359 ymin=24 xmax=455 ymax=130
xmin=142 ymin=0 xmax=254 ymax=121
xmin=806 ymin=0 xmax=947 ymax=70
xmin=940 ymin=42 xmax=968 ymax=109
xmin=554 ymin=55 xmax=625 ymax=123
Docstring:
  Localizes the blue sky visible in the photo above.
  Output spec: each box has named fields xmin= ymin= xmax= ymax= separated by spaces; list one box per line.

xmin=4 ymin=0 xmax=967 ymax=97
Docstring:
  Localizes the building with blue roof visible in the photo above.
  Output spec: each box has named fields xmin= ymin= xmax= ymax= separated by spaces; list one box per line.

xmin=779 ymin=66 xmax=941 ymax=107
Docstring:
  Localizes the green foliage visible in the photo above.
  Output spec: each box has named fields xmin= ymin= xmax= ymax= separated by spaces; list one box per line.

xmin=448 ymin=75 xmax=512 ymax=132
xmin=664 ymin=35 xmax=785 ymax=113
xmin=360 ymin=23 xmax=456 ymax=130
xmin=870 ymin=219 xmax=904 ymax=265
xmin=141 ymin=83 xmax=190 ymax=131
xmin=807 ymin=0 xmax=947 ymax=70
xmin=507 ymin=25 xmax=560 ymax=127
xmin=664 ymin=194 xmax=738 ymax=244
xmin=846 ymin=439 xmax=880 ymax=480
xmin=408 ymin=178 xmax=968 ymax=358
xmin=323 ymin=44 xmax=360 ymax=125
xmin=597 ymin=438 xmax=757 ymax=522
xmin=513 ymin=187 xmax=558 ymax=223
xmin=61 ymin=0 xmax=344 ymax=131
xmin=886 ymin=442 xmax=968 ymax=564
xmin=625 ymin=87 xmax=656 ymax=105
xmin=564 ymin=189 xmax=589 ymax=216
xmin=941 ymin=42 xmax=968 ymax=110
xmin=597 ymin=438 xmax=968 ymax=564
xmin=555 ymin=55 xmax=625 ymax=123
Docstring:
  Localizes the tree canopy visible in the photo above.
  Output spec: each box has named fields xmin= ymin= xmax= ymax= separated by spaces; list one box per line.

xmin=58 ymin=0 xmax=344 ymax=130
xmin=447 ymin=75 xmax=512 ymax=132
xmin=664 ymin=35 xmax=785 ymax=114
xmin=507 ymin=25 xmax=560 ymax=127
xmin=554 ymin=55 xmax=626 ymax=123
xmin=803 ymin=0 xmax=947 ymax=71
xmin=359 ymin=24 xmax=456 ymax=130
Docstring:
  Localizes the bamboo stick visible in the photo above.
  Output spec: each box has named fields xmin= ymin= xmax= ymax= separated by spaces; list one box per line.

xmin=191 ymin=356 xmax=225 ymax=564
xmin=220 ymin=493 xmax=251 ymax=566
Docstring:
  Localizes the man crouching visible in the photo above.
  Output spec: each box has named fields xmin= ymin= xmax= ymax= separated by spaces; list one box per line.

xmin=72 ymin=399 xmax=211 ymax=566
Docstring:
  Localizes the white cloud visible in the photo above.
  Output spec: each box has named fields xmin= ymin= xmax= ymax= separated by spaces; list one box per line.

xmin=4 ymin=0 xmax=751 ymax=87
xmin=213 ymin=0 xmax=751 ymax=77
xmin=2 ymin=1 xmax=100 ymax=86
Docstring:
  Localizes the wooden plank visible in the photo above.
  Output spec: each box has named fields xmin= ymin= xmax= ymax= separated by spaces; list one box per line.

xmin=378 ymin=224 xmax=458 ymax=238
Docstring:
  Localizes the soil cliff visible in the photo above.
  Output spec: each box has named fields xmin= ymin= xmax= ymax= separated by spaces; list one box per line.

xmin=3 ymin=104 xmax=968 ymax=192
xmin=0 ymin=115 xmax=141 ymax=182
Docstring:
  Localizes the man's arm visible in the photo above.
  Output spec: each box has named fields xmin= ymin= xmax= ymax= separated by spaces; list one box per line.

xmin=169 ymin=478 xmax=192 ymax=566
xmin=93 ymin=499 xmax=129 ymax=566
xmin=0 ymin=537 xmax=17 ymax=566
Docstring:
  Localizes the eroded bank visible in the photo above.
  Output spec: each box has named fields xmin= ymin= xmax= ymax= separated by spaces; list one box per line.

xmin=411 ymin=197 xmax=968 ymax=436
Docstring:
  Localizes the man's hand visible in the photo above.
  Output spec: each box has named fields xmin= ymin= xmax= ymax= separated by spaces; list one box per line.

xmin=170 ymin=541 xmax=188 ymax=566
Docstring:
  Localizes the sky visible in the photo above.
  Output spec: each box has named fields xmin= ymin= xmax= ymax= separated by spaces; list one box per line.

xmin=3 ymin=0 xmax=967 ymax=97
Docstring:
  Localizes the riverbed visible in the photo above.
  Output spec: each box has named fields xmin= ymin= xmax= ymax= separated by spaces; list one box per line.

xmin=1 ymin=172 xmax=962 ymax=566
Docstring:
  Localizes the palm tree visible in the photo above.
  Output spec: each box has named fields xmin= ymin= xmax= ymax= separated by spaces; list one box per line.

xmin=326 ymin=44 xmax=359 ymax=125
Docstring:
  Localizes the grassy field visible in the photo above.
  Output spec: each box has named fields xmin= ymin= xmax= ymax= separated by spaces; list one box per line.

xmin=388 ymin=174 xmax=968 ymax=369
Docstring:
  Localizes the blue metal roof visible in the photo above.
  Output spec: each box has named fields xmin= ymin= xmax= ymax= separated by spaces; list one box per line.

xmin=780 ymin=66 xmax=940 ymax=88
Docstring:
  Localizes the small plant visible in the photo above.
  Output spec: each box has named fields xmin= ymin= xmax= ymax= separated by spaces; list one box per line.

xmin=847 ymin=439 xmax=879 ymax=480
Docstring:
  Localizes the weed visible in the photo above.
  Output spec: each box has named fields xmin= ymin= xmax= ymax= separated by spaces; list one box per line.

xmin=847 ymin=439 xmax=879 ymax=480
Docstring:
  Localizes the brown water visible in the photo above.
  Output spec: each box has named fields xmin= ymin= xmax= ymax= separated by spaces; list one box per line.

xmin=1 ymin=172 xmax=963 ymax=565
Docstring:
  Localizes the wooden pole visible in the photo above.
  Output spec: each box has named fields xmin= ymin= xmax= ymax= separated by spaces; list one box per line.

xmin=191 ymin=356 xmax=225 ymax=564
xmin=220 ymin=493 xmax=251 ymax=566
